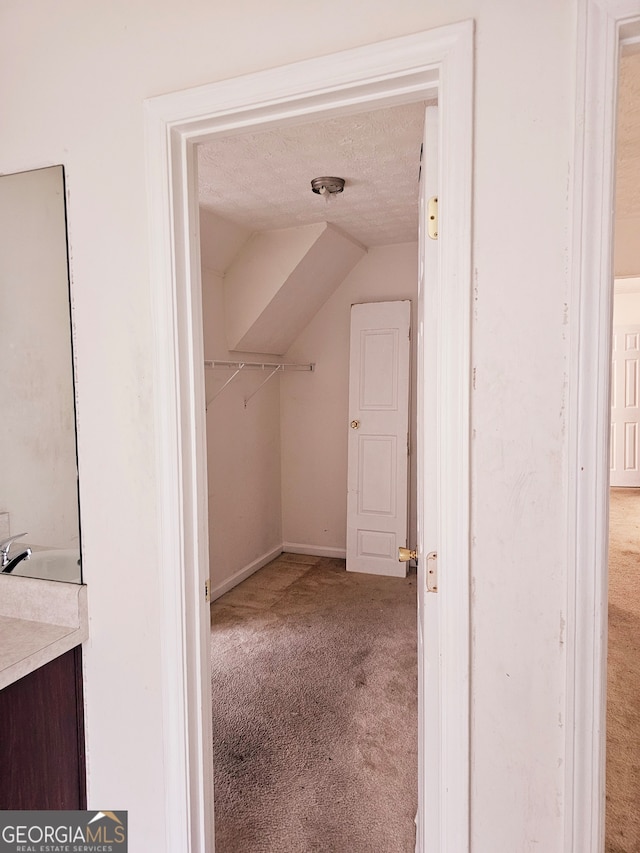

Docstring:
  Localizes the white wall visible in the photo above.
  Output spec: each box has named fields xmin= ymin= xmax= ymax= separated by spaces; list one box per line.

xmin=0 ymin=1 xmax=575 ymax=850
xmin=615 ymin=217 xmax=640 ymax=277
xmin=281 ymin=243 xmax=418 ymax=555
xmin=0 ymin=166 xmax=79 ymax=549
xmin=202 ymin=266 xmax=283 ymax=597
xmin=470 ymin=5 xmax=570 ymax=845
xmin=201 ymin=207 xmax=284 ymax=595
xmin=614 ymin=288 xmax=640 ymax=325
xmin=225 ymin=223 xmax=366 ymax=355
xmin=614 ymin=50 xmax=640 ymax=279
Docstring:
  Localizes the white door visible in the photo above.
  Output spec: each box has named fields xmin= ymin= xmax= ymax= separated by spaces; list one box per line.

xmin=611 ymin=325 xmax=640 ymax=487
xmin=346 ymin=300 xmax=411 ymax=578
xmin=416 ymin=103 xmax=440 ymax=851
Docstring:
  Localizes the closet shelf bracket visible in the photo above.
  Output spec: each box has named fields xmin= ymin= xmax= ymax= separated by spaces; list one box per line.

xmin=206 ymin=364 xmax=245 ymax=408
xmin=243 ymin=365 xmax=283 ymax=408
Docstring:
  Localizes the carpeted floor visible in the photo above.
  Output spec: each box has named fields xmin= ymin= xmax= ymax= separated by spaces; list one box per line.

xmin=607 ymin=488 xmax=640 ymax=853
xmin=210 ymin=552 xmax=418 ymax=853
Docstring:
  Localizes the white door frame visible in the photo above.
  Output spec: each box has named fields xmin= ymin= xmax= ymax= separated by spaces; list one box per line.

xmin=567 ymin=2 xmax=640 ymax=852
xmin=144 ymin=23 xmax=473 ymax=853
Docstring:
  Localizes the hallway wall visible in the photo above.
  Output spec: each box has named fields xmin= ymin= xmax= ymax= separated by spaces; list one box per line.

xmin=0 ymin=1 xmax=574 ymax=849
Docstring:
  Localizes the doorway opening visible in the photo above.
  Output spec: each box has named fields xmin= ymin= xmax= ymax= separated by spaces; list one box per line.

xmin=605 ymin=40 xmax=640 ymax=853
xmin=197 ymin=103 xmax=424 ymax=848
xmin=144 ymin=24 xmax=472 ymax=852
xmin=198 ymin=102 xmax=424 ymax=599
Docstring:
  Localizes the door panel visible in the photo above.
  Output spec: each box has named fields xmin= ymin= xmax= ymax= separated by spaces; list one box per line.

xmin=360 ymin=329 xmax=400 ymax=409
xmin=611 ymin=325 xmax=640 ymax=486
xmin=359 ymin=435 xmax=397 ymax=515
xmin=347 ymin=300 xmax=411 ymax=577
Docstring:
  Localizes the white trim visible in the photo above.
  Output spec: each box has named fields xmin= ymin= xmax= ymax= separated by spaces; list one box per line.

xmin=282 ymin=543 xmax=347 ymax=560
xmin=210 ymin=546 xmax=283 ymax=601
xmin=145 ymin=22 xmax=473 ymax=853
xmin=145 ymin=107 xmax=214 ymax=853
xmin=567 ymin=3 xmax=640 ymax=852
xmin=144 ymin=105 xmax=195 ymax=853
xmin=417 ymin=102 xmax=441 ymax=853
xmin=436 ymin=29 xmax=472 ymax=853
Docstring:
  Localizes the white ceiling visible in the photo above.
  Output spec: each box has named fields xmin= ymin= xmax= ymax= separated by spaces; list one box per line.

xmin=197 ymin=101 xmax=427 ymax=248
xmin=198 ymin=54 xmax=639 ymax=249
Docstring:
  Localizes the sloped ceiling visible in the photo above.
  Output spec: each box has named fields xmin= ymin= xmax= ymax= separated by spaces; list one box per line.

xmin=224 ymin=223 xmax=366 ymax=354
xmin=197 ymin=101 xmax=426 ymax=354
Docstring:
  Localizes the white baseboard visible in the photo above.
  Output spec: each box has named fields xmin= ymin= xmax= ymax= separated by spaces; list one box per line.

xmin=209 ymin=545 xmax=283 ymax=602
xmin=282 ymin=542 xmax=347 ymax=559
xmin=210 ymin=542 xmax=347 ymax=602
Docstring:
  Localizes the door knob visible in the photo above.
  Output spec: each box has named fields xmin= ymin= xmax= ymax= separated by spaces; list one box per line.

xmin=350 ymin=420 xmax=360 ymax=429
xmin=398 ymin=547 xmax=417 ymax=562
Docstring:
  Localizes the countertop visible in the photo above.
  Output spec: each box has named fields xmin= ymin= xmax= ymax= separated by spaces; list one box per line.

xmin=0 ymin=575 xmax=88 ymax=690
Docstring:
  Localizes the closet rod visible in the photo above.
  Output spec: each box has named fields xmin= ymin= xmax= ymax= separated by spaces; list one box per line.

xmin=205 ymin=360 xmax=314 ymax=409
xmin=205 ymin=360 xmax=314 ymax=371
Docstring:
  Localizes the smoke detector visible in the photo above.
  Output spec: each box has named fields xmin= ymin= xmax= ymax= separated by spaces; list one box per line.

xmin=310 ymin=177 xmax=345 ymax=197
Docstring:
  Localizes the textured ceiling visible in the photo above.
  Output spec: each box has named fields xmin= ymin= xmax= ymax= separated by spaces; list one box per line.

xmin=197 ymin=102 xmax=426 ymax=248
xmin=616 ymin=49 xmax=640 ymax=218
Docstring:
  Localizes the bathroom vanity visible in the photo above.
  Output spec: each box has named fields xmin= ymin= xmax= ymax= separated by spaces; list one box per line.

xmin=0 ymin=575 xmax=88 ymax=808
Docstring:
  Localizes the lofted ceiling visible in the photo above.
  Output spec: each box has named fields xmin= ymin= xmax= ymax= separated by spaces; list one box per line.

xmin=197 ymin=101 xmax=427 ymax=249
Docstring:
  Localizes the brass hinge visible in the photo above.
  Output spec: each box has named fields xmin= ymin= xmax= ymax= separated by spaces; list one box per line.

xmin=205 ymin=578 xmax=211 ymax=603
xmin=428 ymin=196 xmax=438 ymax=240
xmin=427 ymin=551 xmax=438 ymax=592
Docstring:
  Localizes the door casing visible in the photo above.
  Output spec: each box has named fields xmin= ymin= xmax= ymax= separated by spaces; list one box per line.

xmin=144 ymin=23 xmax=473 ymax=853
xmin=567 ymin=2 xmax=640 ymax=851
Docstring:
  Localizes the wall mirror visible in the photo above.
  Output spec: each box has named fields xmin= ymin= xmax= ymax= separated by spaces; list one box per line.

xmin=0 ymin=165 xmax=82 ymax=584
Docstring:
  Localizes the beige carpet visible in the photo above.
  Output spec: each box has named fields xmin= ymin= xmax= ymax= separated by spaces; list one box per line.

xmin=607 ymin=488 xmax=640 ymax=853
xmin=210 ymin=553 xmax=418 ymax=853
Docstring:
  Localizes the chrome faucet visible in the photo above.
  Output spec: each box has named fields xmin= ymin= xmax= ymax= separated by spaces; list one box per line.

xmin=2 ymin=550 xmax=32 ymax=573
xmin=0 ymin=532 xmax=31 ymax=572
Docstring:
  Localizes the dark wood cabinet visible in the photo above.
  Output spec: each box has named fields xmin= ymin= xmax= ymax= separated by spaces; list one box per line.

xmin=0 ymin=646 xmax=86 ymax=809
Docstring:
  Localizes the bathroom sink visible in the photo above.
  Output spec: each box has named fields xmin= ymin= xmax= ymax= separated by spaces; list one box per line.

xmin=11 ymin=549 xmax=81 ymax=584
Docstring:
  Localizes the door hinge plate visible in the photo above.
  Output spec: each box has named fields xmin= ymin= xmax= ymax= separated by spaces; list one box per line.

xmin=427 ymin=551 xmax=438 ymax=592
xmin=205 ymin=578 xmax=211 ymax=603
xmin=428 ymin=196 xmax=438 ymax=240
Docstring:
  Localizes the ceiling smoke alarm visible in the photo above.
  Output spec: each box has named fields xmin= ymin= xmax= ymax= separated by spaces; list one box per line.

xmin=310 ymin=177 xmax=345 ymax=196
